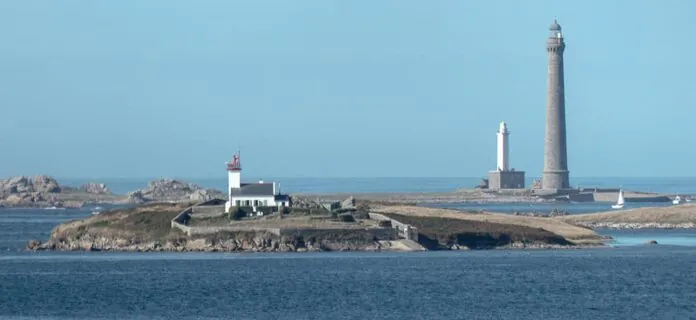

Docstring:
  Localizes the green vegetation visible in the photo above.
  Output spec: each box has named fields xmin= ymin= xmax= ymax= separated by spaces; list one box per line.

xmin=187 ymin=214 xmax=229 ymax=227
xmin=338 ymin=214 xmax=355 ymax=223
xmin=52 ymin=203 xmax=190 ymax=244
xmin=229 ymin=207 xmax=246 ymax=221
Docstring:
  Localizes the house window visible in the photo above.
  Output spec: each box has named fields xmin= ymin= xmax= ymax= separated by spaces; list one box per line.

xmin=235 ymin=200 xmax=241 ymax=206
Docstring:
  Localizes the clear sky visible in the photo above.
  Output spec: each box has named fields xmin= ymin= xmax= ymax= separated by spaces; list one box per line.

xmin=0 ymin=1 xmax=694 ymax=179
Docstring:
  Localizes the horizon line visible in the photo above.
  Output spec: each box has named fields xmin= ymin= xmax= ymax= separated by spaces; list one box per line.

xmin=47 ymin=176 xmax=696 ymax=180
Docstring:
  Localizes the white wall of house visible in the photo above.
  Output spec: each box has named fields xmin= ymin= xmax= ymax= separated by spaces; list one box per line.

xmin=225 ymin=196 xmax=290 ymax=213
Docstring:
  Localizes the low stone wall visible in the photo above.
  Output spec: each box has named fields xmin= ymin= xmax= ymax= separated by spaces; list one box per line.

xmin=171 ymin=206 xmax=193 ymax=234
xmin=368 ymin=212 xmax=419 ymax=241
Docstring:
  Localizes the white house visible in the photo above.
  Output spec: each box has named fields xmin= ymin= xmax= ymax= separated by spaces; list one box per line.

xmin=224 ymin=152 xmax=290 ymax=214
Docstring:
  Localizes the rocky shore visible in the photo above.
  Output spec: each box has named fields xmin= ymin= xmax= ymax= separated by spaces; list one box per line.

xmin=26 ymin=203 xmax=391 ymax=253
xmin=27 ymin=233 xmax=384 ymax=253
xmin=27 ymin=199 xmax=607 ymax=253
xmin=557 ymin=204 xmax=696 ymax=230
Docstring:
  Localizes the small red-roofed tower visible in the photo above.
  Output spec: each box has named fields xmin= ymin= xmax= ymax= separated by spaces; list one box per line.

xmin=225 ymin=151 xmax=242 ymax=213
xmin=227 ymin=151 xmax=242 ymax=190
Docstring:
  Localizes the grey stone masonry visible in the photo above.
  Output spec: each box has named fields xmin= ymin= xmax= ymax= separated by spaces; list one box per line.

xmin=542 ymin=19 xmax=570 ymax=189
xmin=488 ymin=171 xmax=526 ymax=190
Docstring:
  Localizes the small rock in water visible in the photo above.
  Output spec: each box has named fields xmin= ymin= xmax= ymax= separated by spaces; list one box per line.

xmin=645 ymin=240 xmax=658 ymax=245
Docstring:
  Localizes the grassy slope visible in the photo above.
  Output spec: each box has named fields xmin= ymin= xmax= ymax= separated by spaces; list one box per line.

xmin=50 ymin=202 xmax=191 ymax=243
xmin=189 ymin=215 xmax=381 ymax=229
xmin=382 ymin=213 xmax=571 ymax=249
xmin=372 ymin=205 xmax=602 ymax=244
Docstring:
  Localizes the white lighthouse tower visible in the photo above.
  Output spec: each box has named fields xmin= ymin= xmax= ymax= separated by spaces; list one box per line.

xmin=496 ymin=121 xmax=510 ymax=172
xmin=487 ymin=121 xmax=525 ymax=190
xmin=225 ymin=151 xmax=242 ymax=212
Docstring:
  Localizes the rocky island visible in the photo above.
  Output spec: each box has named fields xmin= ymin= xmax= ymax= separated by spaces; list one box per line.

xmin=10 ymin=175 xmax=695 ymax=252
xmin=0 ymin=175 xmax=224 ymax=208
xmin=27 ymin=196 xmax=606 ymax=252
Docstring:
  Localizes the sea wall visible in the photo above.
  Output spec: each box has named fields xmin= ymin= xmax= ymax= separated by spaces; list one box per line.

xmin=368 ymin=212 xmax=419 ymax=241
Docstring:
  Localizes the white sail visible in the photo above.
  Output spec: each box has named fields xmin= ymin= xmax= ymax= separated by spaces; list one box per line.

xmin=616 ymin=190 xmax=625 ymax=205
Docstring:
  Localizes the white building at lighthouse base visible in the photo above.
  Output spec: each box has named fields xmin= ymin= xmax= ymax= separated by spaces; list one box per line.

xmin=223 ymin=152 xmax=290 ymax=215
xmin=224 ymin=181 xmax=290 ymax=214
xmin=487 ymin=121 xmax=525 ymax=190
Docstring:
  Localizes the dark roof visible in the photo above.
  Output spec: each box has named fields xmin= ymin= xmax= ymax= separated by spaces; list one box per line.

xmin=549 ymin=19 xmax=561 ymax=31
xmin=230 ymin=183 xmax=274 ymax=196
xmin=274 ymin=194 xmax=290 ymax=201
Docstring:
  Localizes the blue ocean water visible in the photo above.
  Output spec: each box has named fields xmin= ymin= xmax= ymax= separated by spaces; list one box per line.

xmin=3 ymin=177 xmax=696 ymax=318
xmin=57 ymin=176 xmax=696 ymax=195
xmin=2 ymin=249 xmax=696 ymax=319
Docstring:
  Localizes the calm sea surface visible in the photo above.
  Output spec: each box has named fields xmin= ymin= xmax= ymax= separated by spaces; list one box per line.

xmin=57 ymin=176 xmax=696 ymax=195
xmin=2 ymin=177 xmax=696 ymax=319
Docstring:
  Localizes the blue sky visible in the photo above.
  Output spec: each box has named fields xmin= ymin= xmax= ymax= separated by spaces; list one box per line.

xmin=0 ymin=1 xmax=693 ymax=179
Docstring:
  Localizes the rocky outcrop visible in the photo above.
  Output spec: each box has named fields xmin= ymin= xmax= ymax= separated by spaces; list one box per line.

xmin=0 ymin=175 xmax=61 ymax=194
xmin=289 ymin=196 xmax=323 ymax=209
xmin=341 ymin=196 xmax=355 ymax=209
xmin=32 ymin=175 xmax=61 ymax=193
xmin=123 ymin=190 xmax=147 ymax=204
xmin=109 ymin=178 xmax=228 ymax=204
xmin=0 ymin=176 xmax=33 ymax=194
xmin=189 ymin=189 xmax=216 ymax=202
xmin=80 ymin=183 xmax=110 ymax=194
xmin=28 ymin=232 xmax=383 ymax=253
xmin=0 ymin=176 xmax=120 ymax=208
xmin=122 ymin=179 xmax=224 ymax=204
xmin=0 ymin=175 xmax=83 ymax=208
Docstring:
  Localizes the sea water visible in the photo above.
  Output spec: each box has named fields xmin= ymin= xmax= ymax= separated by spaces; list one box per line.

xmin=2 ymin=177 xmax=696 ymax=319
xmin=56 ymin=176 xmax=696 ymax=195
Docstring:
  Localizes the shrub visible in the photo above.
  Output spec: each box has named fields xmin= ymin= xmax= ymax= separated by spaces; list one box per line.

xmin=353 ymin=211 xmax=369 ymax=219
xmin=378 ymin=220 xmax=392 ymax=228
xmin=229 ymin=207 xmax=246 ymax=221
xmin=279 ymin=207 xmax=290 ymax=215
xmin=338 ymin=214 xmax=355 ymax=223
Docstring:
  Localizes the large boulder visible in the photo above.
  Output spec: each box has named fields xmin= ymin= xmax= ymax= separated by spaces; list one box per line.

xmin=126 ymin=190 xmax=147 ymax=204
xmin=189 ymin=189 xmax=214 ymax=202
xmin=341 ymin=196 xmax=356 ymax=209
xmin=0 ymin=176 xmax=33 ymax=194
xmin=80 ymin=183 xmax=110 ymax=194
xmin=289 ymin=196 xmax=322 ymax=209
xmin=32 ymin=175 xmax=61 ymax=193
xmin=142 ymin=179 xmax=199 ymax=199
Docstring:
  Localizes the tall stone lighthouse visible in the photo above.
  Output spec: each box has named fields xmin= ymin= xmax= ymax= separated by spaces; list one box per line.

xmin=542 ymin=19 xmax=570 ymax=190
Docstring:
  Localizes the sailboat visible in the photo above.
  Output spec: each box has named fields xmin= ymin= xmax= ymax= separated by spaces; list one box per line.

xmin=673 ymin=195 xmax=685 ymax=205
xmin=611 ymin=189 xmax=625 ymax=209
